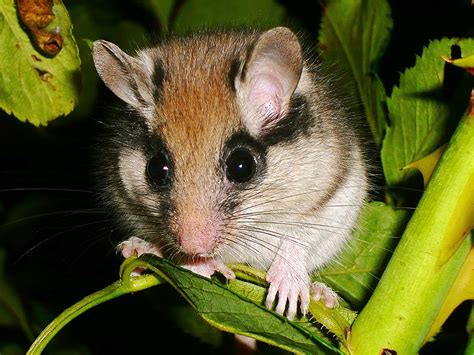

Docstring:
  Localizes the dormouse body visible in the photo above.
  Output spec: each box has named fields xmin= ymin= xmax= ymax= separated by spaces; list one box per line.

xmin=92 ymin=27 xmax=367 ymax=319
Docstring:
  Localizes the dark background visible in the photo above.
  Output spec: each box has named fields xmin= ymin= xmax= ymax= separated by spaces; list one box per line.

xmin=0 ymin=0 xmax=472 ymax=353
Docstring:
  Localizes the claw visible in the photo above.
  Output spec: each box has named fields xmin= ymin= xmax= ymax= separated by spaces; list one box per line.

xmin=265 ymin=282 xmax=278 ymax=309
xmin=299 ymin=287 xmax=310 ymax=315
xmin=286 ymin=288 xmax=299 ymax=320
xmin=213 ymin=259 xmax=236 ymax=280
xmin=275 ymin=283 xmax=290 ymax=315
xmin=265 ymin=258 xmax=310 ymax=319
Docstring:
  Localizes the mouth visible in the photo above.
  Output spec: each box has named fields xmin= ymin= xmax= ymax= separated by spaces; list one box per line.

xmin=182 ymin=248 xmax=216 ymax=261
xmin=177 ymin=248 xmax=216 ymax=261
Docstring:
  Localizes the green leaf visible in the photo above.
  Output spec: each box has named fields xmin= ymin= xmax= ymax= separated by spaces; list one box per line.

xmin=28 ymin=257 xmax=340 ymax=354
xmin=318 ymin=0 xmax=392 ymax=146
xmin=139 ymin=256 xmax=339 ymax=354
xmin=172 ymin=0 xmax=284 ymax=33
xmin=381 ymin=38 xmax=474 ymax=188
xmin=0 ymin=0 xmax=81 ymax=126
xmin=319 ymin=202 xmax=409 ymax=310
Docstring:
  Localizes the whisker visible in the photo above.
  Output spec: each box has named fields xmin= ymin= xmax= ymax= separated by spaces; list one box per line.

xmin=62 ymin=225 xmax=118 ymax=264
xmin=235 ymin=225 xmax=313 ymax=250
xmin=224 ymin=231 xmax=310 ymax=286
xmin=237 ymin=218 xmax=349 ymax=231
xmin=11 ymin=219 xmax=113 ymax=266
xmin=0 ymin=208 xmax=106 ymax=229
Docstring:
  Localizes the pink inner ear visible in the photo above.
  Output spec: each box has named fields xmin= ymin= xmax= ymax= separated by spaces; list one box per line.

xmin=248 ymin=72 xmax=285 ymax=128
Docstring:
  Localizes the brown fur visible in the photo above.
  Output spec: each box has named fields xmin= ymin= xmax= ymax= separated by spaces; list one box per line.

xmin=144 ymin=32 xmax=260 ymax=242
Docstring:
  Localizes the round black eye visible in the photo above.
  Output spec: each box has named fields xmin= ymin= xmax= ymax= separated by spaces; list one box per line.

xmin=147 ymin=151 xmax=171 ymax=186
xmin=226 ymin=148 xmax=257 ymax=183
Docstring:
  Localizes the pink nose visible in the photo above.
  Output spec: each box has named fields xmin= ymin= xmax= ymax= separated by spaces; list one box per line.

xmin=177 ymin=222 xmax=217 ymax=256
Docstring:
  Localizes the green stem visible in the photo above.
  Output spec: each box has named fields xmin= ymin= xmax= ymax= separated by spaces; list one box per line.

xmin=350 ymin=111 xmax=474 ymax=353
xmin=27 ymin=260 xmax=162 ymax=355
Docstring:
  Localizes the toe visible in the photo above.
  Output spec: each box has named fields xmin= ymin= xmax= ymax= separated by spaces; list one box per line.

xmin=265 ymin=282 xmax=278 ymax=309
xmin=299 ymin=288 xmax=310 ymax=316
xmin=286 ymin=289 xmax=299 ymax=320
xmin=120 ymin=246 xmax=134 ymax=258
xmin=221 ymin=268 xmax=236 ymax=280
xmin=214 ymin=260 xmax=236 ymax=280
xmin=118 ymin=239 xmax=135 ymax=258
xmin=275 ymin=284 xmax=289 ymax=315
xmin=264 ymin=259 xmax=311 ymax=319
xmin=311 ymin=282 xmax=338 ymax=308
xmin=118 ymin=237 xmax=163 ymax=259
xmin=185 ymin=263 xmax=214 ymax=278
xmin=323 ymin=289 xmax=339 ymax=308
xmin=311 ymin=283 xmax=323 ymax=302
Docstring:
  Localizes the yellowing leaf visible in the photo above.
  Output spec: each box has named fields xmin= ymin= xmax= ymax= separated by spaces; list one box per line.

xmin=0 ymin=0 xmax=81 ymax=126
xmin=404 ymin=145 xmax=446 ymax=186
xmin=424 ymin=240 xmax=474 ymax=344
xmin=443 ymin=53 xmax=474 ymax=75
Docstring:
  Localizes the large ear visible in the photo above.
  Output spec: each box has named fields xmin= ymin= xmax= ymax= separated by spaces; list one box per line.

xmin=92 ymin=40 xmax=154 ymax=110
xmin=237 ymin=27 xmax=303 ymax=136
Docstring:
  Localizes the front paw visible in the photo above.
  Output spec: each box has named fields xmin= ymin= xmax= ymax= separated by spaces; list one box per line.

xmin=183 ymin=258 xmax=236 ymax=280
xmin=265 ymin=260 xmax=310 ymax=320
xmin=118 ymin=236 xmax=163 ymax=259
xmin=118 ymin=237 xmax=163 ymax=276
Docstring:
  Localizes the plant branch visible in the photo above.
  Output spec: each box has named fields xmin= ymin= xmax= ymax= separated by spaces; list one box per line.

xmin=349 ymin=107 xmax=474 ymax=353
xmin=26 ymin=258 xmax=162 ymax=355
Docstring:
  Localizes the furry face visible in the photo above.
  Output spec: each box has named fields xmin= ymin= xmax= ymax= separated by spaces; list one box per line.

xmin=93 ymin=27 xmax=367 ymax=319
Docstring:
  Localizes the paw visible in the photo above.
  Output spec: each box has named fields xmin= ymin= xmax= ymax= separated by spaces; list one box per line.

xmin=118 ymin=236 xmax=163 ymax=259
xmin=265 ymin=260 xmax=310 ymax=320
xmin=118 ymin=237 xmax=163 ymax=276
xmin=311 ymin=282 xmax=339 ymax=308
xmin=184 ymin=258 xmax=235 ymax=280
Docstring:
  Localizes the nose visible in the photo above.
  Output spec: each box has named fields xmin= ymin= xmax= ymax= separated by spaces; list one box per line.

xmin=177 ymin=219 xmax=218 ymax=256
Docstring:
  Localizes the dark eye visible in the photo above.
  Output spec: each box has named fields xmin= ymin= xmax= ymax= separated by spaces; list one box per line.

xmin=226 ymin=148 xmax=257 ymax=183
xmin=147 ymin=151 xmax=171 ymax=186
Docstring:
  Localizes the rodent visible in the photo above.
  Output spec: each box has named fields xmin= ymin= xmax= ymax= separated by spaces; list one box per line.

xmin=92 ymin=27 xmax=368 ymax=320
